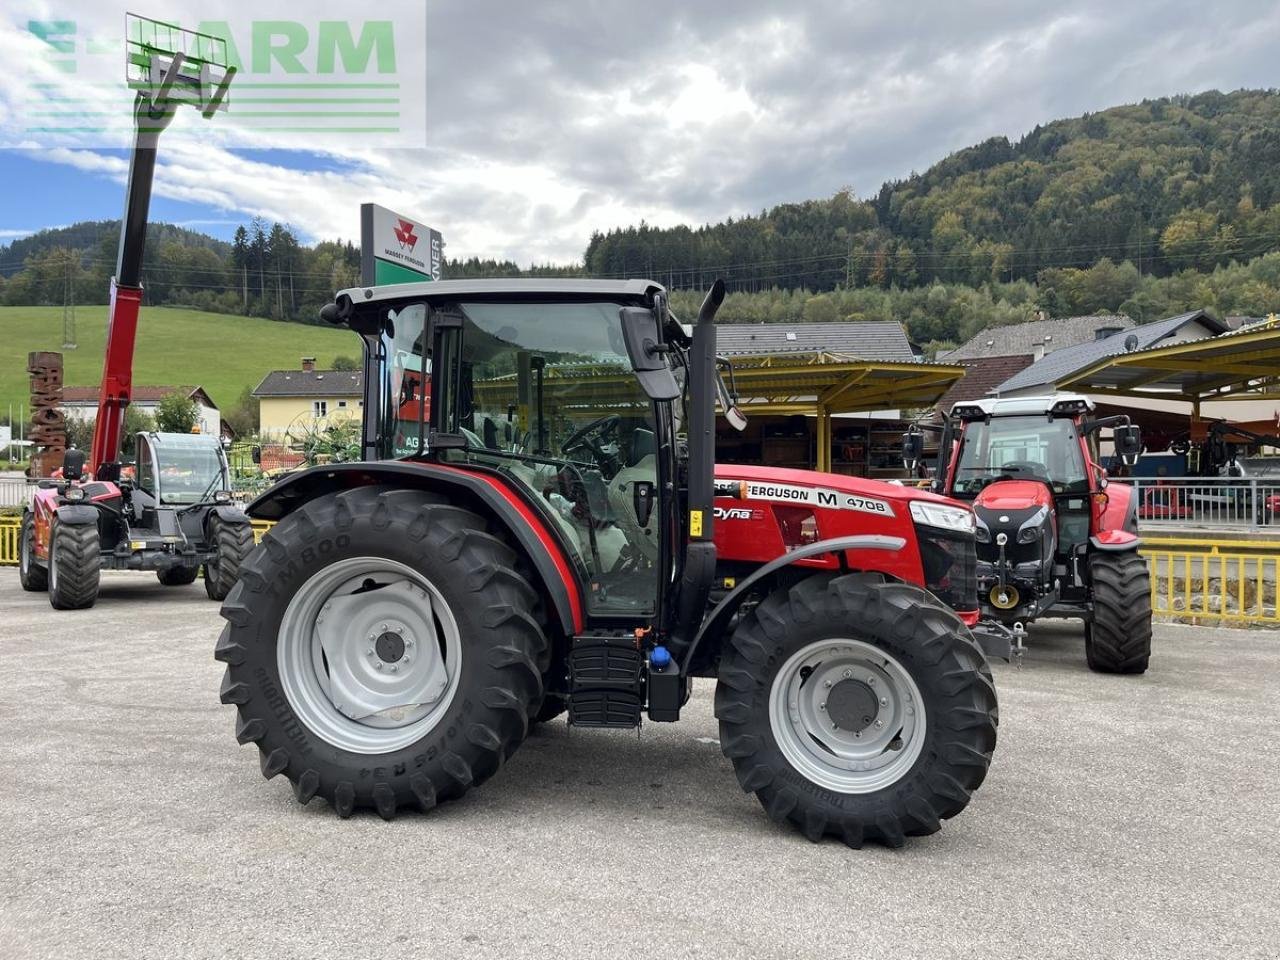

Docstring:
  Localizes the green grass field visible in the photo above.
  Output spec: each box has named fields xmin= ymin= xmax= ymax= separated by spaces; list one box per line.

xmin=0 ymin=305 xmax=361 ymax=420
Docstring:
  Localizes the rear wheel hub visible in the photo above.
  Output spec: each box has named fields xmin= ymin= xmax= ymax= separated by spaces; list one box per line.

xmin=826 ymin=678 xmax=879 ymax=733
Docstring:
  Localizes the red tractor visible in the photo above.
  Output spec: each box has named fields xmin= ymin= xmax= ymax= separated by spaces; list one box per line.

xmin=905 ymin=394 xmax=1150 ymax=673
xmin=18 ymin=23 xmax=252 ymax=609
xmin=217 ymin=279 xmax=1000 ymax=846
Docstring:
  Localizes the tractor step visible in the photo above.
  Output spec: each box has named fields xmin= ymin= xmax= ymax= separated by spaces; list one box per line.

xmin=567 ymin=631 xmax=644 ymax=729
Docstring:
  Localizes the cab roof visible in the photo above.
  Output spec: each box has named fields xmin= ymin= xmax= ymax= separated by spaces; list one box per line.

xmin=336 ymin=278 xmax=664 ymax=305
xmin=950 ymin=393 xmax=1095 ymax=417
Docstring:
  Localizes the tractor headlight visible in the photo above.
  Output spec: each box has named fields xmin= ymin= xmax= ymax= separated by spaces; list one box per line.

xmin=214 ymin=490 xmax=233 ymax=504
xmin=974 ymin=516 xmax=991 ymax=543
xmin=64 ymin=486 xmax=86 ymax=503
xmin=1017 ymin=506 xmax=1048 ymax=544
xmin=909 ymin=500 xmax=975 ymax=534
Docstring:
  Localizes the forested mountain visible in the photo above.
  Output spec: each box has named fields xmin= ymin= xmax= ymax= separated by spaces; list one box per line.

xmin=4 ymin=89 xmax=1280 ymax=348
xmin=586 ymin=90 xmax=1280 ymax=291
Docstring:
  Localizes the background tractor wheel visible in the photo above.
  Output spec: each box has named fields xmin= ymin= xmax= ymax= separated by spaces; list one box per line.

xmin=19 ymin=512 xmax=48 ymax=592
xmin=715 ymin=573 xmax=998 ymax=847
xmin=157 ymin=566 xmax=199 ymax=586
xmin=204 ymin=516 xmax=254 ymax=601
xmin=48 ymin=519 xmax=100 ymax=610
xmin=1086 ymin=552 xmax=1152 ymax=674
xmin=215 ymin=486 xmax=547 ymax=820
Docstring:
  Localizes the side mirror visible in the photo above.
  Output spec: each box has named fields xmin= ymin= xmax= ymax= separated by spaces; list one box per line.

xmin=62 ymin=448 xmax=86 ymax=481
xmin=619 ymin=306 xmax=680 ymax=401
xmin=1115 ymin=423 xmax=1142 ymax=466
xmin=902 ymin=431 xmax=924 ymax=472
xmin=251 ymin=445 xmax=262 ymax=465
xmin=713 ymin=359 xmax=748 ymax=431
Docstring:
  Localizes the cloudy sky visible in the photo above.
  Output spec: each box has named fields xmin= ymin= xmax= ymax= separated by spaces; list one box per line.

xmin=2 ymin=1 xmax=1279 ymax=263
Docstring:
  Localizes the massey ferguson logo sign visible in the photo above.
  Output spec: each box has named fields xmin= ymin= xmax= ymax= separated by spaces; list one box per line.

xmin=393 ymin=219 xmax=418 ymax=252
xmin=715 ymin=479 xmax=895 ymax=518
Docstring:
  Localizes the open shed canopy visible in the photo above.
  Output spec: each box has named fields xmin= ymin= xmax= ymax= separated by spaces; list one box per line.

xmin=1058 ymin=320 xmax=1280 ymax=405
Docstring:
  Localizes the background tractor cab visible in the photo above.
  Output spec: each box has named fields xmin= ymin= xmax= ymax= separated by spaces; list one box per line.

xmin=225 ymin=278 xmax=1000 ymax=845
xmin=905 ymin=394 xmax=1151 ymax=674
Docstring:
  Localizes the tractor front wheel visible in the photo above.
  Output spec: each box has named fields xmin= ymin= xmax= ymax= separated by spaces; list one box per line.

xmin=715 ymin=573 xmax=998 ymax=847
xmin=215 ymin=486 xmax=547 ymax=820
xmin=204 ymin=515 xmax=254 ymax=601
xmin=48 ymin=519 xmax=100 ymax=610
xmin=1086 ymin=552 xmax=1152 ymax=674
xmin=19 ymin=512 xmax=48 ymax=592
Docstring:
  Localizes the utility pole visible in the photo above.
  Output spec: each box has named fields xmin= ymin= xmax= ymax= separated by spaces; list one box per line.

xmin=62 ymin=255 xmax=77 ymax=349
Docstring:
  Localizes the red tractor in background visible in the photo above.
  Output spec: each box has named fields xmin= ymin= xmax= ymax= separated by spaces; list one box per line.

xmin=905 ymin=394 xmax=1151 ymax=674
xmin=19 ymin=21 xmax=252 ymax=609
xmin=217 ymin=278 xmax=1000 ymax=846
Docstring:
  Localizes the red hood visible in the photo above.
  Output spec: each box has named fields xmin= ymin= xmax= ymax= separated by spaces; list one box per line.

xmin=973 ymin=479 xmax=1054 ymax=511
xmin=714 ymin=463 xmax=957 ymax=507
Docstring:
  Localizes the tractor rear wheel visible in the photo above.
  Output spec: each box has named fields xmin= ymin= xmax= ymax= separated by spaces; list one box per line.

xmin=157 ymin=565 xmax=199 ymax=586
xmin=715 ymin=573 xmax=998 ymax=847
xmin=215 ymin=486 xmax=547 ymax=820
xmin=48 ymin=519 xmax=100 ymax=610
xmin=1086 ymin=552 xmax=1152 ymax=674
xmin=19 ymin=512 xmax=48 ymax=592
xmin=204 ymin=515 xmax=254 ymax=601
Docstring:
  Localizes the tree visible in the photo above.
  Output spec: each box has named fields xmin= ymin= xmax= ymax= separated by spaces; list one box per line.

xmin=802 ymin=294 xmax=839 ymax=323
xmin=223 ymin=386 xmax=261 ymax=438
xmin=155 ymin=392 xmax=198 ymax=434
xmin=331 ymin=354 xmax=360 ymax=371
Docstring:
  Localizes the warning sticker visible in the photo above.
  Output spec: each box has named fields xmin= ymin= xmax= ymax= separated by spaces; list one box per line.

xmin=718 ymin=480 xmax=895 ymax=518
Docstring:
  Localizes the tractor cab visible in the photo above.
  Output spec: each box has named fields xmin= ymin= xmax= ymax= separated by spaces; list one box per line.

xmin=126 ymin=432 xmax=233 ymax=537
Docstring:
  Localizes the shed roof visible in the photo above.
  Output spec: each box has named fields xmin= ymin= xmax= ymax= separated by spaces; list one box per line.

xmin=716 ymin=321 xmax=915 ymax=361
xmin=933 ymin=355 xmax=1035 ymax=415
xmin=944 ymin=315 xmax=1134 ymax=361
xmin=994 ymin=310 xmax=1228 ymax=393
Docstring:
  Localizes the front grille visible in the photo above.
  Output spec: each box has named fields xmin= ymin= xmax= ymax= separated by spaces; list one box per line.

xmin=917 ymin=527 xmax=978 ymax=611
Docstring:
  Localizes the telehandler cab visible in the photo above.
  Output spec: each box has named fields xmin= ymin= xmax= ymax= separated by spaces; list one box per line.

xmin=217 ymin=279 xmax=999 ymax=846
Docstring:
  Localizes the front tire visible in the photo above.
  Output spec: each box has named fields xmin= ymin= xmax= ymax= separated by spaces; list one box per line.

xmin=19 ymin=512 xmax=48 ymax=592
xmin=48 ymin=519 xmax=100 ymax=610
xmin=215 ymin=487 xmax=547 ymax=819
xmin=715 ymin=573 xmax=998 ymax=847
xmin=1086 ymin=552 xmax=1152 ymax=674
xmin=204 ymin=515 xmax=254 ymax=601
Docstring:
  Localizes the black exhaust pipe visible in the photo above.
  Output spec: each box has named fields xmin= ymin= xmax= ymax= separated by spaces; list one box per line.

xmin=670 ymin=279 xmax=725 ymax=659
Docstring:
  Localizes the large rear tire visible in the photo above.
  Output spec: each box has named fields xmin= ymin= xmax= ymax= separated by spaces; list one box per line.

xmin=1086 ymin=552 xmax=1152 ymax=674
xmin=204 ymin=515 xmax=254 ymax=601
xmin=19 ymin=512 xmax=48 ymax=592
xmin=48 ymin=519 xmax=100 ymax=610
xmin=157 ymin=566 xmax=199 ymax=586
xmin=715 ymin=573 xmax=998 ymax=847
xmin=215 ymin=486 xmax=547 ymax=819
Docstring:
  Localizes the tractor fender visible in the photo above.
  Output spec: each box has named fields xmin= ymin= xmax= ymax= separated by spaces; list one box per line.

xmin=1100 ymin=480 xmax=1139 ymax=535
xmin=246 ymin=461 xmax=582 ymax=633
xmin=680 ymin=534 xmax=906 ymax=673
xmin=1090 ymin=530 xmax=1142 ymax=552
xmin=209 ymin=504 xmax=250 ymax=526
xmin=54 ymin=504 xmax=101 ymax=526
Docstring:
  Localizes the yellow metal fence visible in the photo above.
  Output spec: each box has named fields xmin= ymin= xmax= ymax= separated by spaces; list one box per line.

xmin=0 ymin=515 xmax=1275 ymax=627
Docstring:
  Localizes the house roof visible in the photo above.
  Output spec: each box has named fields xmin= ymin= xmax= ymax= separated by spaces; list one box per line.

xmin=253 ymin=370 xmax=363 ymax=398
xmin=62 ymin=385 xmax=217 ymax=407
xmin=994 ymin=309 xmax=1229 ymax=394
xmin=716 ymin=321 xmax=915 ymax=361
xmin=944 ymin=315 xmax=1134 ymax=361
xmin=933 ymin=355 xmax=1036 ymax=415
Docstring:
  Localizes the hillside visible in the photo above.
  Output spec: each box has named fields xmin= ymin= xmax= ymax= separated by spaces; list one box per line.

xmin=585 ymin=89 xmax=1280 ymax=291
xmin=0 ymin=306 xmax=360 ymax=424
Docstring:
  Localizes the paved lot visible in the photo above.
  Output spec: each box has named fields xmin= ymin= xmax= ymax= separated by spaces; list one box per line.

xmin=1 ymin=569 xmax=1278 ymax=960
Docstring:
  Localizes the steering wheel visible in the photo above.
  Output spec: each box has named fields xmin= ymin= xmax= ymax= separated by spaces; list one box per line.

xmin=562 ymin=414 xmax=621 ymax=473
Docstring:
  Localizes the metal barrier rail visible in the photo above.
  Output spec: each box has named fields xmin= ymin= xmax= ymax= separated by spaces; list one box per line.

xmin=1130 ymin=477 xmax=1280 ymax=530
xmin=0 ymin=479 xmax=30 ymax=509
xmin=0 ymin=516 xmax=1275 ymax=627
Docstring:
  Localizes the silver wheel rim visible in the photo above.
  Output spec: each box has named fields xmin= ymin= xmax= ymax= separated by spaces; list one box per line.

xmin=19 ymin=521 xmax=30 ymax=577
xmin=768 ymin=638 xmax=927 ymax=794
xmin=277 ymin=556 xmax=463 ymax=755
xmin=48 ymin=532 xmax=59 ymax=593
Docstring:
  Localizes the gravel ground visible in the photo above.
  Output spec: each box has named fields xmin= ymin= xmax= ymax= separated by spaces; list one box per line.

xmin=1 ymin=569 xmax=1278 ymax=960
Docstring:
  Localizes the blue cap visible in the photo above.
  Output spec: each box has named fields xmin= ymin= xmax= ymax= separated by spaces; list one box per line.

xmin=650 ymin=645 xmax=672 ymax=670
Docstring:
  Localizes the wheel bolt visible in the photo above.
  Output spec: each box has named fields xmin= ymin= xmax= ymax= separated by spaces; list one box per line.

xmin=403 ymin=656 xmax=411 ymax=665
xmin=824 ymin=680 xmax=832 ymax=688
xmin=819 ymin=702 xmax=826 ymax=711
xmin=367 ymin=648 xmax=374 ymax=656
xmin=867 ymin=677 xmax=876 ymax=685
xmin=375 ymin=662 xmax=383 ymax=670
xmin=842 ymin=669 xmax=851 ymax=678
xmin=405 ymin=639 xmax=414 ymax=648
xmin=395 ymin=625 xmax=403 ymax=634
xmin=390 ymin=665 xmax=398 ymax=673
xmin=874 ymin=719 xmax=884 ymax=729
xmin=880 ymin=697 xmax=888 ymax=706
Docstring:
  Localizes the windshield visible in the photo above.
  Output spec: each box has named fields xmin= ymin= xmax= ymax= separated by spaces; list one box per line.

xmin=155 ymin=442 xmax=226 ymax=503
xmin=952 ymin=415 xmax=1088 ymax=495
